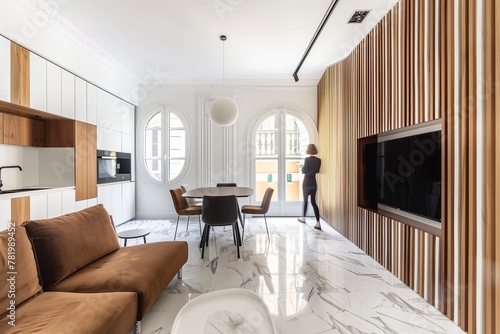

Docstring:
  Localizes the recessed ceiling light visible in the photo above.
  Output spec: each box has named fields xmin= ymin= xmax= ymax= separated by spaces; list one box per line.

xmin=348 ymin=10 xmax=371 ymax=24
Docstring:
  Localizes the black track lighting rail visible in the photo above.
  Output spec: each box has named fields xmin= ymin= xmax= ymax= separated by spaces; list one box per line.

xmin=292 ymin=0 xmax=342 ymax=82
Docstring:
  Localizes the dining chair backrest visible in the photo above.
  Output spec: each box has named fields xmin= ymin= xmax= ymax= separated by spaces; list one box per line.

xmin=170 ymin=188 xmax=189 ymax=212
xmin=261 ymin=187 xmax=274 ymax=212
xmin=180 ymin=184 xmax=199 ymax=207
xmin=216 ymin=183 xmax=237 ymax=187
xmin=202 ymin=195 xmax=238 ymax=226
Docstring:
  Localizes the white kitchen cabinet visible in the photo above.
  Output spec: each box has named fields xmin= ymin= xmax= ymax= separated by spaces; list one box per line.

xmin=0 ymin=35 xmax=11 ymax=102
xmin=75 ymin=77 xmax=87 ymax=122
xmin=47 ymin=191 xmax=62 ymax=218
xmin=30 ymin=193 xmax=48 ymax=220
xmin=98 ymin=183 xmax=122 ymax=226
xmin=61 ymin=189 xmax=76 ymax=214
xmin=29 ymin=53 xmax=47 ymax=111
xmin=121 ymin=182 xmax=135 ymax=223
xmin=122 ymin=102 xmax=135 ymax=135
xmin=61 ymin=69 xmax=75 ymax=119
xmin=97 ymin=127 xmax=121 ymax=152
xmin=46 ymin=62 xmax=62 ymax=116
xmin=121 ymin=133 xmax=133 ymax=153
xmin=97 ymin=89 xmax=122 ymax=132
xmin=0 ymin=198 xmax=11 ymax=231
xmin=86 ymin=83 xmax=97 ymax=125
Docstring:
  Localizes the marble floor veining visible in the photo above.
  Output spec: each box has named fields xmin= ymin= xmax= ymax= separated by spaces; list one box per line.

xmin=117 ymin=217 xmax=464 ymax=334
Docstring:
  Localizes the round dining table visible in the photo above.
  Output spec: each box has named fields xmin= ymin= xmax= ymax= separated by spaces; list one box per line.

xmin=182 ymin=186 xmax=253 ymax=229
xmin=181 ymin=186 xmax=253 ymax=198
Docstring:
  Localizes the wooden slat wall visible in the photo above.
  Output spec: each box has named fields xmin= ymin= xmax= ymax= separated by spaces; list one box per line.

xmin=316 ymin=0 xmax=496 ymax=332
xmin=10 ymin=43 xmax=29 ymax=107
xmin=484 ymin=0 xmax=499 ymax=333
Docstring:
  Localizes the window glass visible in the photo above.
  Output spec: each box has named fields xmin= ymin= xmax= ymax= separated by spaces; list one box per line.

xmin=144 ymin=107 xmax=186 ymax=182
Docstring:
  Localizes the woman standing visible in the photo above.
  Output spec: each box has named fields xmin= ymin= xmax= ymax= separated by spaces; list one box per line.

xmin=297 ymin=144 xmax=322 ymax=230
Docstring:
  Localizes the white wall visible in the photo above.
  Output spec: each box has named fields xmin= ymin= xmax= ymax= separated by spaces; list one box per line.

xmin=135 ymin=85 xmax=317 ymax=219
xmin=0 ymin=0 xmax=138 ymax=101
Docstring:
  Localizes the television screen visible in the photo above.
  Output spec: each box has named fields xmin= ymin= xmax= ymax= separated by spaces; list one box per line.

xmin=376 ymin=130 xmax=441 ymax=222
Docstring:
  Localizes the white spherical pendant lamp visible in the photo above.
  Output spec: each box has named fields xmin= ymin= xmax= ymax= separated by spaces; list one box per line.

xmin=209 ymin=97 xmax=239 ymax=126
xmin=209 ymin=35 xmax=239 ymax=126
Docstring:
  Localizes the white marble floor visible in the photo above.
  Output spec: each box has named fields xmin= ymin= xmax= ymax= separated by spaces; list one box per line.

xmin=118 ymin=217 xmax=464 ymax=334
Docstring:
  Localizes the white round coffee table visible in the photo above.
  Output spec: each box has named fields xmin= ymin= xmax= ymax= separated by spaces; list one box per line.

xmin=117 ymin=228 xmax=150 ymax=246
xmin=171 ymin=288 xmax=277 ymax=334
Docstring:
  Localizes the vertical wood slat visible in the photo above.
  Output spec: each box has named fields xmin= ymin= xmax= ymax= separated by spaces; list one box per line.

xmin=439 ymin=0 xmax=456 ymax=321
xmin=484 ymin=0 xmax=499 ymax=333
xmin=10 ymin=42 xmax=30 ymax=107
xmin=418 ymin=0 xmax=426 ymax=122
xmin=428 ymin=0 xmax=436 ymax=121
xmin=459 ymin=0 xmax=477 ymax=332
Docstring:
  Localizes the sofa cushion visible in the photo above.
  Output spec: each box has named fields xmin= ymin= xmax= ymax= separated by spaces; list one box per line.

xmin=22 ymin=204 xmax=120 ymax=290
xmin=51 ymin=241 xmax=188 ymax=319
xmin=0 ymin=226 xmax=42 ymax=319
xmin=0 ymin=291 xmax=137 ymax=333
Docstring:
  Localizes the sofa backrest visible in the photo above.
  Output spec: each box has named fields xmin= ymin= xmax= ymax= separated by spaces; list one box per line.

xmin=0 ymin=225 xmax=42 ymax=318
xmin=22 ymin=204 xmax=120 ymax=290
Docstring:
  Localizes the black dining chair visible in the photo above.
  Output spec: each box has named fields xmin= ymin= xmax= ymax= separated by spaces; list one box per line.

xmin=200 ymin=195 xmax=241 ymax=259
xmin=216 ymin=183 xmax=237 ymax=187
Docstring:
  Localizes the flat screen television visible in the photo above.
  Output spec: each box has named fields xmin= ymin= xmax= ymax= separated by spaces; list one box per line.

xmin=365 ymin=128 xmax=441 ymax=222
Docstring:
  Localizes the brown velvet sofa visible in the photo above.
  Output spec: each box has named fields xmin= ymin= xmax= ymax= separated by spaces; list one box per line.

xmin=0 ymin=204 xmax=188 ymax=333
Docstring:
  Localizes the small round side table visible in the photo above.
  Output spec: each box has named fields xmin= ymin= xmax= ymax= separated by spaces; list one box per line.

xmin=117 ymin=228 xmax=150 ymax=246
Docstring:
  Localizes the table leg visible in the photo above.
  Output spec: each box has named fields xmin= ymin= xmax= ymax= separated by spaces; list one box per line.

xmin=143 ymin=235 xmax=147 ymax=244
xmin=124 ymin=239 xmax=128 ymax=247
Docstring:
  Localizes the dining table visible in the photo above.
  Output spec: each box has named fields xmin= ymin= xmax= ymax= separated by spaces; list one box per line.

xmin=182 ymin=186 xmax=253 ymax=227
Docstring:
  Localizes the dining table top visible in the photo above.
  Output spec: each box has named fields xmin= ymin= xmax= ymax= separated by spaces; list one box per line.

xmin=182 ymin=186 xmax=254 ymax=198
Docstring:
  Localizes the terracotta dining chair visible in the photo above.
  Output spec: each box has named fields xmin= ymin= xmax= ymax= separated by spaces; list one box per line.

xmin=240 ymin=187 xmax=274 ymax=240
xmin=169 ymin=188 xmax=202 ymax=240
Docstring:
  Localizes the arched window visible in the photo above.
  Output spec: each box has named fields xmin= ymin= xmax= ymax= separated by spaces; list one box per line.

xmin=252 ymin=108 xmax=317 ymax=215
xmin=143 ymin=105 xmax=188 ymax=183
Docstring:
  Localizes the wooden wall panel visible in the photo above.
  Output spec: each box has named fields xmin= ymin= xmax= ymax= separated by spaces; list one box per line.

xmin=313 ymin=0 xmax=494 ymax=332
xmin=484 ymin=0 xmax=499 ymax=333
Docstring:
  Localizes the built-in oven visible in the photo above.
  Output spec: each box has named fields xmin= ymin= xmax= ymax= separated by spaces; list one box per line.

xmin=97 ymin=150 xmax=131 ymax=184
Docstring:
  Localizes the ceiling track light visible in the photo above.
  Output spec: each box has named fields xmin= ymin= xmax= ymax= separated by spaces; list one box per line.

xmin=292 ymin=0 xmax=341 ymax=82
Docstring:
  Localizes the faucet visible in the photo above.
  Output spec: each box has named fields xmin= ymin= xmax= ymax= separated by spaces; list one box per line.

xmin=0 ymin=165 xmax=23 ymax=192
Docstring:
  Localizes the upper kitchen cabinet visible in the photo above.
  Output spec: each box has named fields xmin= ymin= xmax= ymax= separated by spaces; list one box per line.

xmin=86 ymin=82 xmax=97 ymax=125
xmin=46 ymin=61 xmax=62 ymax=116
xmin=122 ymin=102 xmax=134 ymax=135
xmin=61 ymin=69 xmax=75 ymax=119
xmin=10 ymin=42 xmax=29 ymax=107
xmin=29 ymin=52 xmax=47 ymax=112
xmin=75 ymin=76 xmax=87 ymax=122
xmin=96 ymin=88 xmax=122 ymax=132
xmin=0 ymin=35 xmax=11 ymax=103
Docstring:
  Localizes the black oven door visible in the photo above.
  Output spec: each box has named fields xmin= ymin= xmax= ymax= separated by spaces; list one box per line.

xmin=97 ymin=156 xmax=117 ymax=184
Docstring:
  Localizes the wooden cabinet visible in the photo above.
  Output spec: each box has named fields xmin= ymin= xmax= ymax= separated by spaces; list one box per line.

xmin=0 ymin=35 xmax=10 ymax=103
xmin=3 ymin=113 xmax=44 ymax=146
xmin=43 ymin=119 xmax=75 ymax=147
xmin=10 ymin=43 xmax=29 ymax=107
xmin=29 ymin=53 xmax=47 ymax=112
xmin=0 ymin=113 xmax=3 ymax=144
xmin=75 ymin=121 xmax=97 ymax=201
xmin=0 ymin=198 xmax=11 ymax=231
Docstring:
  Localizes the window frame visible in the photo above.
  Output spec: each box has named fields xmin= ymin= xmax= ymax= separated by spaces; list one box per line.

xmin=139 ymin=104 xmax=192 ymax=186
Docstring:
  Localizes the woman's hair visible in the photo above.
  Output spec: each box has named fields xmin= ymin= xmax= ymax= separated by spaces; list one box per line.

xmin=306 ymin=144 xmax=318 ymax=155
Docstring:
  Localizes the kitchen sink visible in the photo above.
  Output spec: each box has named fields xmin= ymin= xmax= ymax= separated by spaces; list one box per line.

xmin=0 ymin=188 xmax=50 ymax=194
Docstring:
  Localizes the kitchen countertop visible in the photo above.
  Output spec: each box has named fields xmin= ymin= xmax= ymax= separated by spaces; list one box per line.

xmin=0 ymin=186 xmax=75 ymax=199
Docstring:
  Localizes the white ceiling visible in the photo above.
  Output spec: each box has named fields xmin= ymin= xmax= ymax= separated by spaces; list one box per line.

xmin=54 ymin=0 xmax=397 ymax=86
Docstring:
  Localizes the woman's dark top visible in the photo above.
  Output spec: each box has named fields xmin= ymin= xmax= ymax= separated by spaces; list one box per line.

xmin=302 ymin=156 xmax=321 ymax=188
